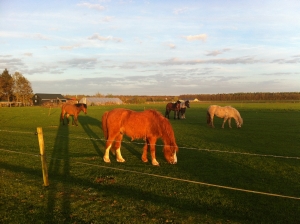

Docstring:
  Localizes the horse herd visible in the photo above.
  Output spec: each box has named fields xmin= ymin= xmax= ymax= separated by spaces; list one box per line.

xmin=59 ymin=101 xmax=243 ymax=166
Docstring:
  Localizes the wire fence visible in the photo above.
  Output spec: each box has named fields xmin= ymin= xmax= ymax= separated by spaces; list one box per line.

xmin=0 ymin=128 xmax=299 ymax=200
xmin=1 ymin=129 xmax=299 ymax=160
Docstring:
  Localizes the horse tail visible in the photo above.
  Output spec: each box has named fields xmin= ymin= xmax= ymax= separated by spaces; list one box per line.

xmin=102 ymin=111 xmax=109 ymax=140
xmin=206 ymin=111 xmax=211 ymax=124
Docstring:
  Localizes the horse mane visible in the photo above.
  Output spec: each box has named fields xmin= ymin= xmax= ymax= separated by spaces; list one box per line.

xmin=235 ymin=110 xmax=243 ymax=125
xmin=157 ymin=112 xmax=177 ymax=149
xmin=74 ymin=103 xmax=87 ymax=108
xmin=146 ymin=110 xmax=174 ymax=141
xmin=228 ymin=106 xmax=243 ymax=125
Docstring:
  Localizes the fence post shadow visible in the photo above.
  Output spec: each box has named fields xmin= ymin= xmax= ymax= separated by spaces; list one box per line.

xmin=46 ymin=123 xmax=71 ymax=222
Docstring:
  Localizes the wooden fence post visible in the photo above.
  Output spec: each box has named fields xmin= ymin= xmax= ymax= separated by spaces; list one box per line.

xmin=37 ymin=127 xmax=49 ymax=186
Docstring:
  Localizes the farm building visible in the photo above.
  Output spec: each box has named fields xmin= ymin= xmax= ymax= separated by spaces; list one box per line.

xmin=32 ymin=93 xmax=67 ymax=106
xmin=79 ymin=97 xmax=123 ymax=106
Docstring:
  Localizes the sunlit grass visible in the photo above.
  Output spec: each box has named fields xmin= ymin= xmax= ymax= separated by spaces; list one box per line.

xmin=0 ymin=102 xmax=300 ymax=223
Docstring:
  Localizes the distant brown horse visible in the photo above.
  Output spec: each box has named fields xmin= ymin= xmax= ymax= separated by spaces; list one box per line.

xmin=60 ymin=103 xmax=87 ymax=126
xmin=207 ymin=105 xmax=243 ymax=128
xmin=102 ymin=108 xmax=178 ymax=166
xmin=179 ymin=100 xmax=190 ymax=119
xmin=165 ymin=100 xmax=181 ymax=119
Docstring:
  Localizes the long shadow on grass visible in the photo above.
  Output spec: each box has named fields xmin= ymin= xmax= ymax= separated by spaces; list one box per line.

xmin=46 ymin=122 xmax=71 ymax=222
xmin=79 ymin=115 xmax=104 ymax=157
xmin=1 ymin=159 xmax=298 ymax=223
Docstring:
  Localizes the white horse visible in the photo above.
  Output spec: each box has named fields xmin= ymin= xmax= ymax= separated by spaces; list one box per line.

xmin=207 ymin=105 xmax=243 ymax=128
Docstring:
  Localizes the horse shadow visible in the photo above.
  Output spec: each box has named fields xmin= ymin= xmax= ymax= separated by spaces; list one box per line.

xmin=119 ymin=137 xmax=147 ymax=162
xmin=78 ymin=115 xmax=104 ymax=157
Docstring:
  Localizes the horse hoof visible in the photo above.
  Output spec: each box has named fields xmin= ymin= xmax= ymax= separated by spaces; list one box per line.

xmin=142 ymin=158 xmax=148 ymax=163
xmin=152 ymin=159 xmax=159 ymax=166
xmin=103 ymin=157 xmax=111 ymax=163
xmin=117 ymin=158 xmax=125 ymax=163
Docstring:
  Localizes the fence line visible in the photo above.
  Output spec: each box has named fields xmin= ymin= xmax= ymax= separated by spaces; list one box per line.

xmin=1 ymin=128 xmax=300 ymax=160
xmin=0 ymin=147 xmax=299 ymax=200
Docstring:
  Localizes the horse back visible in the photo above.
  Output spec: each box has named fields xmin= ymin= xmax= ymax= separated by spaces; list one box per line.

xmin=105 ymin=109 xmax=163 ymax=139
xmin=207 ymin=105 xmax=218 ymax=115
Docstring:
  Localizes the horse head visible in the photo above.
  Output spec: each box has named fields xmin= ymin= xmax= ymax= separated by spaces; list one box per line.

xmin=163 ymin=143 xmax=178 ymax=164
xmin=81 ymin=104 xmax=87 ymax=114
xmin=185 ymin=100 xmax=190 ymax=108
xmin=161 ymin=118 xmax=178 ymax=164
xmin=236 ymin=117 xmax=243 ymax=128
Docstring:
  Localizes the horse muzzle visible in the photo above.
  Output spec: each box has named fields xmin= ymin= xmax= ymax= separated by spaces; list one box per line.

xmin=169 ymin=152 xmax=177 ymax=164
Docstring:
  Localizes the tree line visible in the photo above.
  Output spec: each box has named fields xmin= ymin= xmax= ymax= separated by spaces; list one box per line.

xmin=0 ymin=69 xmax=33 ymax=105
xmin=179 ymin=92 xmax=300 ymax=101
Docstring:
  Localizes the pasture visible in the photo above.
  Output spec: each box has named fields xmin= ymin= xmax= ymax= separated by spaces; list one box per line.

xmin=0 ymin=102 xmax=299 ymax=223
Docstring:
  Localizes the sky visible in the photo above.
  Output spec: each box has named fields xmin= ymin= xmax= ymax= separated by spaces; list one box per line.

xmin=1 ymin=0 xmax=300 ymax=96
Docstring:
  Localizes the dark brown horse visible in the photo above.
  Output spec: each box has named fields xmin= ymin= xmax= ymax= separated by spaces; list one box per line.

xmin=102 ymin=108 xmax=178 ymax=166
xmin=165 ymin=100 xmax=181 ymax=119
xmin=179 ymin=100 xmax=190 ymax=119
xmin=60 ymin=103 xmax=87 ymax=126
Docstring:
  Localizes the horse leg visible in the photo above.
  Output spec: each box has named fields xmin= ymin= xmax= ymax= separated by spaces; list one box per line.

xmin=73 ymin=115 xmax=78 ymax=126
xmin=148 ymin=138 xmax=159 ymax=166
xmin=60 ymin=113 xmax=65 ymax=125
xmin=141 ymin=141 xmax=149 ymax=163
xmin=222 ymin=117 xmax=229 ymax=128
xmin=103 ymin=141 xmax=112 ymax=163
xmin=211 ymin=115 xmax=215 ymax=128
xmin=228 ymin=118 xmax=232 ymax=128
xmin=174 ymin=110 xmax=178 ymax=119
xmin=165 ymin=110 xmax=169 ymax=119
xmin=181 ymin=109 xmax=185 ymax=119
xmin=66 ymin=114 xmax=70 ymax=125
xmin=103 ymin=137 xmax=119 ymax=163
xmin=114 ymin=134 xmax=125 ymax=162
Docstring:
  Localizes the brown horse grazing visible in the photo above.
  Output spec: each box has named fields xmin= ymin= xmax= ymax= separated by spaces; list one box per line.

xmin=102 ymin=108 xmax=178 ymax=166
xmin=207 ymin=105 xmax=243 ymax=128
xmin=179 ymin=100 xmax=190 ymax=119
xmin=60 ymin=103 xmax=87 ymax=126
xmin=165 ymin=100 xmax=181 ymax=119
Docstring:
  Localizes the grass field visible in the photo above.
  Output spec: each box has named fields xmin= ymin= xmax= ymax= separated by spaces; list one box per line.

xmin=0 ymin=102 xmax=300 ymax=223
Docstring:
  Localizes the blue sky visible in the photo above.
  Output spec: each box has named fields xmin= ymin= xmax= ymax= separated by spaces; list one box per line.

xmin=1 ymin=0 xmax=300 ymax=95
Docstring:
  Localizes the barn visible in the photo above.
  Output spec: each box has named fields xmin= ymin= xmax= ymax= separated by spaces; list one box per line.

xmin=32 ymin=93 xmax=67 ymax=106
xmin=79 ymin=97 xmax=123 ymax=106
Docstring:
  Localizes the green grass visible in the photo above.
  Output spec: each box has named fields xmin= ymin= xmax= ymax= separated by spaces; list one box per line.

xmin=0 ymin=102 xmax=300 ymax=223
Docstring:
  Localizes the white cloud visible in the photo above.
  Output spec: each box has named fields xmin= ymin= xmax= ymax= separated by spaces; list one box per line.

xmin=103 ymin=16 xmax=114 ymax=22
xmin=206 ymin=48 xmax=231 ymax=56
xmin=88 ymin=33 xmax=122 ymax=42
xmin=173 ymin=7 xmax=189 ymax=15
xmin=159 ymin=56 xmax=262 ymax=66
xmin=23 ymin=53 xmax=33 ymax=57
xmin=183 ymin=34 xmax=207 ymax=41
xmin=59 ymin=58 xmax=99 ymax=69
xmin=168 ymin=43 xmax=176 ymax=49
xmin=77 ymin=3 xmax=105 ymax=11
xmin=60 ymin=44 xmax=81 ymax=51
xmin=0 ymin=31 xmax=49 ymax=40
